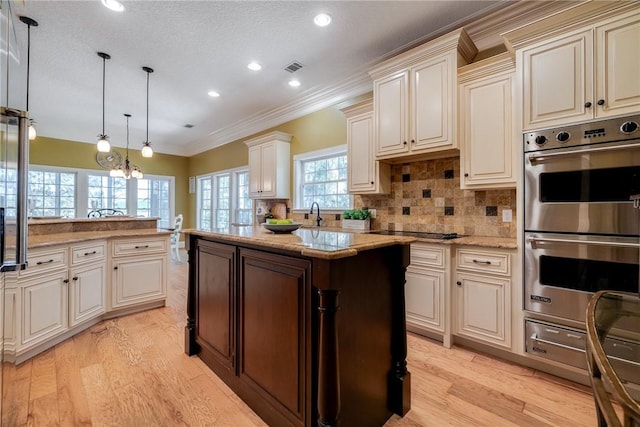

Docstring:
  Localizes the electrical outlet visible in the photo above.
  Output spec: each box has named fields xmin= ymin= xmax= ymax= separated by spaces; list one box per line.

xmin=369 ymin=209 xmax=377 ymax=218
xmin=502 ymin=208 xmax=512 ymax=223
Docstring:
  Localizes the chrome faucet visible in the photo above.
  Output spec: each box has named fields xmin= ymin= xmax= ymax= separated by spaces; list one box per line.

xmin=310 ymin=202 xmax=322 ymax=227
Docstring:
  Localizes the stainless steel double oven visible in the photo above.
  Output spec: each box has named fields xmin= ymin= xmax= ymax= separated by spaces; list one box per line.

xmin=523 ymin=115 xmax=640 ymax=371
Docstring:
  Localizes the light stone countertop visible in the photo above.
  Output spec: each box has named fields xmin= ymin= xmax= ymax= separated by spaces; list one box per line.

xmin=184 ymin=226 xmax=416 ymax=260
xmin=27 ymin=229 xmax=172 ymax=249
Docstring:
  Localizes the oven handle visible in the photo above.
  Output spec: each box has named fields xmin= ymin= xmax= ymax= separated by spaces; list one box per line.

xmin=527 ymin=236 xmax=640 ymax=249
xmin=530 ymin=334 xmax=585 ymax=353
xmin=528 ymin=142 xmax=640 ymax=164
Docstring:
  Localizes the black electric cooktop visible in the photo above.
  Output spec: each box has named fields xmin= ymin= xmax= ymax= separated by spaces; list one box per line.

xmin=370 ymin=230 xmax=461 ymax=240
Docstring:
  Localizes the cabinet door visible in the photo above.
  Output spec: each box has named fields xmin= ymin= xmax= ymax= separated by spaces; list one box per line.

xmin=405 ymin=267 xmax=444 ymax=333
xmin=238 ymin=249 xmax=311 ymax=425
xmin=460 ymin=71 xmax=516 ymax=189
xmin=111 ymin=256 xmax=166 ymax=309
xmin=522 ymin=30 xmax=593 ymax=129
xmin=21 ymin=271 xmax=68 ymax=348
xmin=69 ymin=262 xmax=106 ymax=327
xmin=347 ymin=112 xmax=376 ymax=193
xmin=259 ymin=142 xmax=276 ymax=198
xmin=374 ymin=71 xmax=410 ymax=158
xmin=195 ymin=240 xmax=236 ymax=372
xmin=455 ymin=272 xmax=511 ymax=349
xmin=4 ymin=287 xmax=17 ymax=352
xmin=248 ymin=145 xmax=263 ymax=197
xmin=596 ymin=13 xmax=640 ymax=117
xmin=412 ymin=55 xmax=453 ymax=151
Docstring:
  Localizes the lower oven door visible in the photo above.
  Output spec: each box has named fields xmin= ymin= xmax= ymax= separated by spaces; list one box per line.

xmin=524 ymin=139 xmax=640 ymax=236
xmin=524 ymin=232 xmax=640 ymax=323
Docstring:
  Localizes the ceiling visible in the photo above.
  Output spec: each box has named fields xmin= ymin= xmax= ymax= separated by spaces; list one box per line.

xmin=9 ymin=0 xmax=510 ymax=157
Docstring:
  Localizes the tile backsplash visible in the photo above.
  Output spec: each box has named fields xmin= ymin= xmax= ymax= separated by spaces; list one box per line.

xmin=357 ymin=156 xmax=517 ymax=238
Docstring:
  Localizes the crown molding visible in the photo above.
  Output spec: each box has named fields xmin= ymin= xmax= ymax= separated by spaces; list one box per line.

xmin=183 ymin=72 xmax=373 ymax=157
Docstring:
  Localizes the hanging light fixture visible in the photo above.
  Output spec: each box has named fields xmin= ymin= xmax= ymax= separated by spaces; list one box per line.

xmin=19 ymin=16 xmax=38 ymax=140
xmin=141 ymin=66 xmax=154 ymax=158
xmin=96 ymin=52 xmax=112 ymax=152
xmin=111 ymin=114 xmax=143 ymax=179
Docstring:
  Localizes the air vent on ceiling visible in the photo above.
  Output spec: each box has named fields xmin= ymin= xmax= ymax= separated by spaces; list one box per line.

xmin=283 ymin=61 xmax=304 ymax=73
xmin=184 ymin=124 xmax=194 ymax=128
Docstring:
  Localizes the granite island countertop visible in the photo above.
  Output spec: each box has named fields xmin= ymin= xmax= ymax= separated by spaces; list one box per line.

xmin=184 ymin=226 xmax=416 ymax=260
xmin=28 ymin=228 xmax=172 ymax=249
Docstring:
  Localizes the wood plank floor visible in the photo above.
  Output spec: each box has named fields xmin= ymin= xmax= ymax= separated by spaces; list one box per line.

xmin=2 ymin=251 xmax=600 ymax=426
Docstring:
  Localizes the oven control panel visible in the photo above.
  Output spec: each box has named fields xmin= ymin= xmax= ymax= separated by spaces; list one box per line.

xmin=524 ymin=115 xmax=640 ymax=152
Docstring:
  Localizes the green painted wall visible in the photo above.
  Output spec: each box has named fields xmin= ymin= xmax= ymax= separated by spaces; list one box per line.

xmin=29 ymin=136 xmax=191 ymax=228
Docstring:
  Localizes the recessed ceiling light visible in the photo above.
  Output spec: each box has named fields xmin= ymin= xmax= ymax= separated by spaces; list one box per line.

xmin=247 ymin=62 xmax=262 ymax=71
xmin=288 ymin=79 xmax=301 ymax=87
xmin=101 ymin=0 xmax=125 ymax=12
xmin=314 ymin=13 xmax=331 ymax=27
xmin=208 ymin=91 xmax=220 ymax=97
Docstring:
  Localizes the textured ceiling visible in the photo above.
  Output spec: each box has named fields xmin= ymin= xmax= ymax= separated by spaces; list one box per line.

xmin=9 ymin=0 xmax=505 ymax=156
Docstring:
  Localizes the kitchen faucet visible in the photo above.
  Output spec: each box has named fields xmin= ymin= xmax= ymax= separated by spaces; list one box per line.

xmin=310 ymin=202 xmax=322 ymax=227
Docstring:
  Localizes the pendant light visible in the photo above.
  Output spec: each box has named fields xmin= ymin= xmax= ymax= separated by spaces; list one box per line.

xmin=141 ymin=66 xmax=154 ymax=158
xmin=19 ymin=16 xmax=38 ymax=141
xmin=96 ymin=52 xmax=112 ymax=153
xmin=111 ymin=114 xmax=143 ymax=179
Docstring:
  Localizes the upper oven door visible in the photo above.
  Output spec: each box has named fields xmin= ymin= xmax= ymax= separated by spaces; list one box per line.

xmin=524 ymin=140 xmax=640 ymax=236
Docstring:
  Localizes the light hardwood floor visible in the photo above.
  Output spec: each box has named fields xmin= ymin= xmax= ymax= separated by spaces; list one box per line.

xmin=2 ymin=251 xmax=599 ymax=426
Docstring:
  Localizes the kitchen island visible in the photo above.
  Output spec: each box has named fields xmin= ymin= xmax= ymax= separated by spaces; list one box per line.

xmin=184 ymin=226 xmax=415 ymax=427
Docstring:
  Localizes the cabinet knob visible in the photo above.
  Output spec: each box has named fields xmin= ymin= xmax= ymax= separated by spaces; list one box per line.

xmin=371 ymin=181 xmax=374 ymax=185
xmin=114 ymin=266 xmax=118 ymax=270
xmin=411 ymin=139 xmax=415 ymax=144
xmin=72 ymin=276 xmax=78 ymax=281
xmin=456 ymin=281 xmax=462 ymax=286
xmin=597 ymin=99 xmax=605 ymax=106
xmin=403 ymin=141 xmax=407 ymax=145
xmin=63 ymin=279 xmax=69 ymax=284
xmin=464 ymin=173 xmax=469 ymax=177
xmin=585 ymin=101 xmax=592 ymax=108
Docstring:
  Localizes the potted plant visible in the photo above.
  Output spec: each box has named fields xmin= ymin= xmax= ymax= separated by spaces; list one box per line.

xmin=342 ymin=208 xmax=371 ymax=230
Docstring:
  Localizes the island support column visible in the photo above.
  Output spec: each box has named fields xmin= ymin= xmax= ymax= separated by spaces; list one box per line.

xmin=184 ymin=234 xmax=199 ymax=355
xmin=388 ymin=244 xmax=411 ymax=416
xmin=317 ymin=289 xmax=341 ymax=427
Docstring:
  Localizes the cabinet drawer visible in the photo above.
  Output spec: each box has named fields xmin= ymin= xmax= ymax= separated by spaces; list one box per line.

xmin=410 ymin=244 xmax=445 ymax=269
xmin=71 ymin=241 xmax=106 ymax=266
xmin=456 ymin=249 xmax=510 ymax=276
xmin=20 ymin=247 xmax=68 ymax=278
xmin=112 ymin=237 xmax=168 ymax=257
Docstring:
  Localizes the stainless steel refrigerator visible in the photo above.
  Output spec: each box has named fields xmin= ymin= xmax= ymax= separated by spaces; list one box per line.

xmin=1 ymin=0 xmax=30 ymax=421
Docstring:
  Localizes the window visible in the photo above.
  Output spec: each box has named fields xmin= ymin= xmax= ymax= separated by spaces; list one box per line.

xmin=294 ymin=145 xmax=351 ymax=211
xmin=0 ymin=167 xmax=18 ymax=218
xmin=197 ymin=168 xmax=253 ymax=231
xmin=28 ymin=169 xmax=76 ymax=218
xmin=137 ymin=177 xmax=172 ymax=229
xmin=87 ymin=174 xmax=128 ymax=215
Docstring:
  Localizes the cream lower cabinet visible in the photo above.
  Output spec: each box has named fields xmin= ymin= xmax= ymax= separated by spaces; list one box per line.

xmin=69 ymin=262 xmax=106 ymax=327
xmin=110 ymin=236 xmax=168 ymax=310
xmin=454 ymin=247 xmax=512 ymax=349
xmin=405 ymin=243 xmax=451 ymax=347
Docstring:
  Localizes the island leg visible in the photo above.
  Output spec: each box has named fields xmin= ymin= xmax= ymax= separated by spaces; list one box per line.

xmin=388 ymin=245 xmax=411 ymax=416
xmin=184 ymin=237 xmax=199 ymax=355
xmin=317 ymin=289 xmax=341 ymax=427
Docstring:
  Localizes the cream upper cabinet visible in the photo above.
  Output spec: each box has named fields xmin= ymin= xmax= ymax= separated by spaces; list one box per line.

xmin=505 ymin=3 xmax=640 ymax=130
xmin=245 ymin=131 xmax=291 ymax=199
xmin=458 ymin=53 xmax=516 ymax=189
xmin=369 ymin=28 xmax=477 ymax=161
xmin=341 ymin=99 xmax=390 ymax=194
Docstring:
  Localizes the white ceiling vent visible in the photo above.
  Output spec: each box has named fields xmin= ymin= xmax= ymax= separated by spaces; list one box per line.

xmin=283 ymin=61 xmax=304 ymax=73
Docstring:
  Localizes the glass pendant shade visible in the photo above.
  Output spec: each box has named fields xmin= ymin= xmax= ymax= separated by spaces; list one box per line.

xmin=97 ymin=135 xmax=111 ymax=152
xmin=141 ymin=142 xmax=153 ymax=158
xmin=28 ymin=122 xmax=37 ymax=140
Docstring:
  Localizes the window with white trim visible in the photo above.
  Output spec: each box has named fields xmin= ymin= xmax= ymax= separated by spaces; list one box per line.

xmin=293 ymin=145 xmax=351 ymax=211
xmin=197 ymin=168 xmax=253 ymax=231
xmin=0 ymin=167 xmax=18 ymax=218
xmin=28 ymin=169 xmax=76 ymax=218
xmin=136 ymin=177 xmax=172 ymax=229
xmin=87 ymin=173 xmax=128 ymax=215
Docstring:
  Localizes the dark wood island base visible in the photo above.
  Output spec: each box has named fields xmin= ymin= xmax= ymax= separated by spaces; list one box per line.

xmin=184 ymin=229 xmax=413 ymax=427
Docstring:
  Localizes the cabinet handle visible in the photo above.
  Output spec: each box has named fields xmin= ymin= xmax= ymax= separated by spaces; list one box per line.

xmin=114 ymin=266 xmax=118 ymax=270
xmin=84 ymin=251 xmax=97 ymax=256
xmin=472 ymin=259 xmax=492 ymax=265
xmin=36 ymin=259 xmax=55 ymax=265
xmin=597 ymin=99 xmax=605 ymax=106
xmin=134 ymin=245 xmax=149 ymax=249
xmin=585 ymin=101 xmax=592 ymax=108
xmin=72 ymin=276 xmax=78 ymax=281
xmin=63 ymin=279 xmax=69 ymax=284
xmin=456 ymin=281 xmax=462 ymax=286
